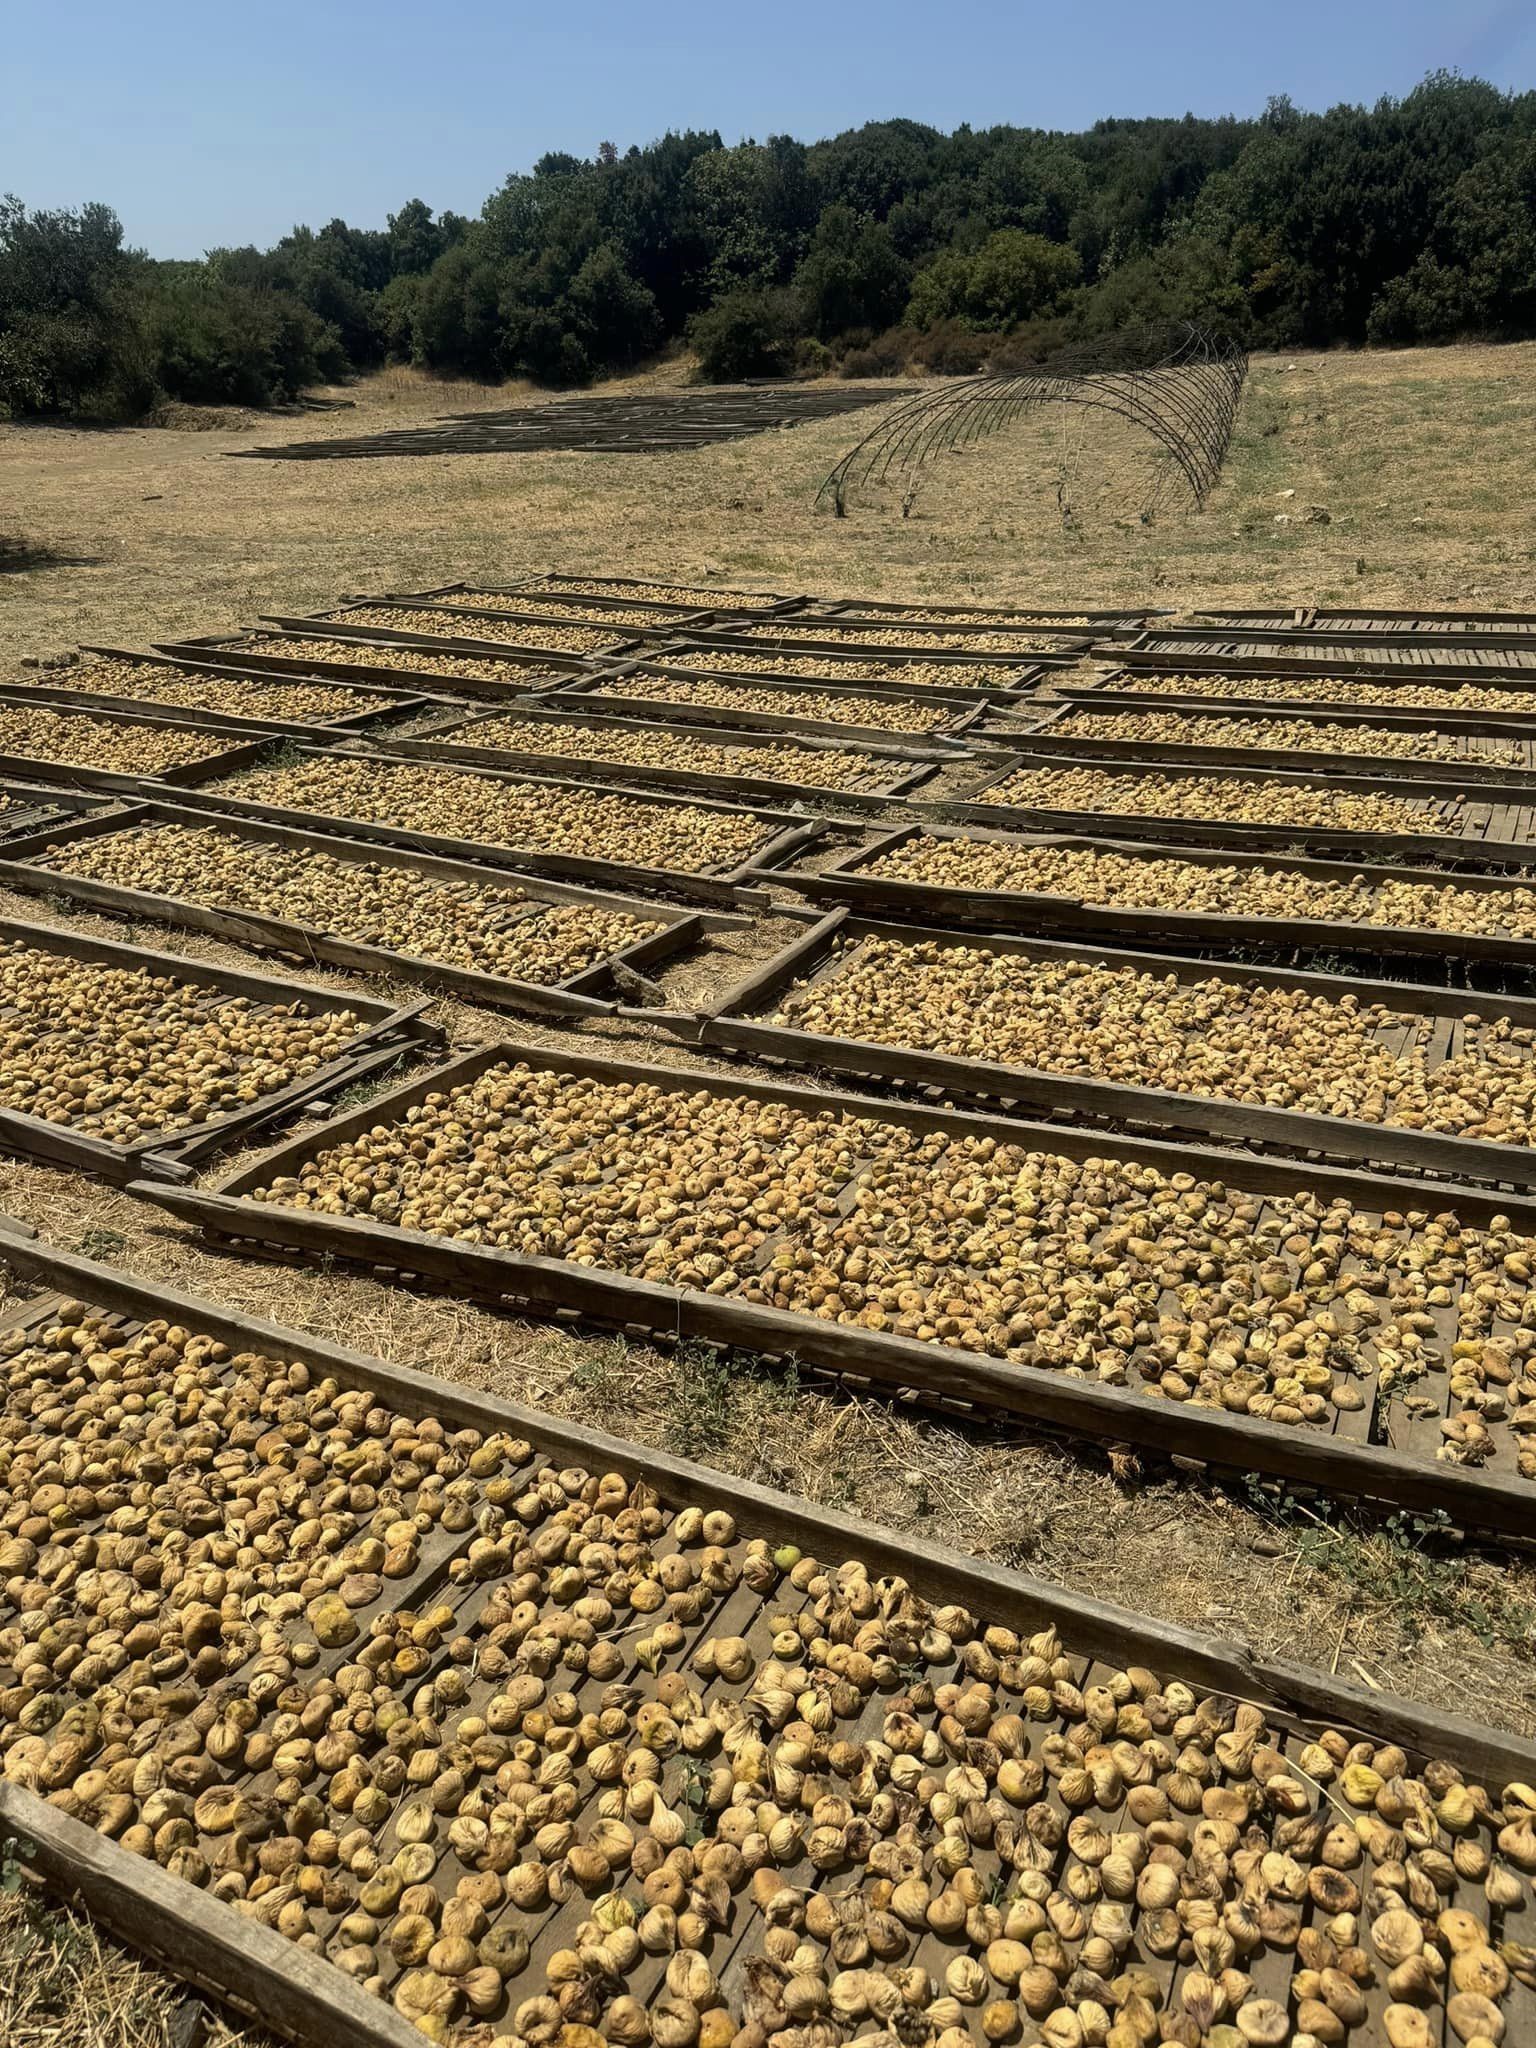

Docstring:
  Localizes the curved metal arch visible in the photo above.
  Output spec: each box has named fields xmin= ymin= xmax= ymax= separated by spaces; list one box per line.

xmin=817 ymin=323 xmax=1248 ymax=519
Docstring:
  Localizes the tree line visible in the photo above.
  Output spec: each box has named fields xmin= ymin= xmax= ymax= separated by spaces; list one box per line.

xmin=3 ymin=72 xmax=1532 ymax=421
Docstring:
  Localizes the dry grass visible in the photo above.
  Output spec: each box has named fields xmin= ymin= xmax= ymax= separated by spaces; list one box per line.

xmin=0 ymin=1886 xmax=270 ymax=2048
xmin=2 ymin=340 xmax=1536 ymax=2039
xmin=2 ymin=343 xmax=1533 ymax=662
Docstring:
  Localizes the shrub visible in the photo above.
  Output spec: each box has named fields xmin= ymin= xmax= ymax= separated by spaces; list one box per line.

xmin=140 ymin=274 xmax=345 ymax=407
xmin=689 ymin=288 xmax=802 ymax=380
xmin=910 ymin=321 xmax=988 ymax=375
xmin=837 ymin=327 xmax=912 ymax=377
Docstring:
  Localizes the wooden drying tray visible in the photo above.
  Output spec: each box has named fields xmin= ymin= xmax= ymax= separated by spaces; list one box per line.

xmin=0 ymin=800 xmax=747 ymax=1020
xmin=541 ymin=658 xmax=1012 ymax=743
xmin=389 ymin=701 xmax=956 ymax=814
xmin=167 ymin=742 xmax=827 ymax=909
xmin=281 ymin=597 xmax=657 ymax=659
xmin=1057 ymin=663 xmax=1536 ymax=727
xmin=505 ymin=568 xmax=800 ymax=613
xmin=383 ymin=581 xmax=739 ymax=631
xmin=1113 ymin=625 xmax=1536 ymax=678
xmin=680 ymin=622 xmax=1092 ymax=665
xmin=157 ymin=628 xmax=580 ymax=696
xmin=805 ymin=597 xmax=1148 ymax=626
xmin=0 ymin=688 xmax=285 ymax=796
xmin=20 ymin=644 xmax=448 ymax=736
xmin=754 ymin=817 xmax=1536 ymax=971
xmin=2 ymin=1217 xmax=1532 ymax=2044
xmin=991 ymin=698 xmax=1536 ymax=787
xmin=693 ymin=905 xmax=1536 ymax=1190
xmin=0 ymin=913 xmax=439 ymax=1183
xmin=1167 ymin=606 xmax=1536 ymax=643
xmin=928 ymin=747 xmax=1536 ymax=868
xmin=132 ymin=1036 xmax=1536 ymax=1539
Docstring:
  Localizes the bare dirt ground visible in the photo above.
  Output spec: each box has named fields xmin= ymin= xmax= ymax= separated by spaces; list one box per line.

xmin=2 ymin=341 xmax=1536 ymax=2036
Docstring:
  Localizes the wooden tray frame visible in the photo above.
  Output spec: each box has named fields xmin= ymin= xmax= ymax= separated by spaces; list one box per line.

xmin=696 ymin=906 xmax=1536 ymax=1188
xmin=933 ymin=747 xmax=1536 ymax=867
xmin=542 ymin=658 xmax=1013 ymax=742
xmin=391 ymin=703 xmax=954 ymax=812
xmin=130 ymin=1036 xmax=1536 ymax=1537
xmin=0 ymin=914 xmax=438 ymax=1183
xmin=995 ymin=698 xmax=1536 ymax=787
xmin=0 ymin=800 xmax=745 ymax=1019
xmin=756 ymin=818 xmax=1536 ymax=970
xmin=166 ymin=742 xmax=827 ymax=908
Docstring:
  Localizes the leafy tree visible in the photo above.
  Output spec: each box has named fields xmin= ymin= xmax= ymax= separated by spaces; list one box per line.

xmin=386 ymin=198 xmax=454 ymax=276
xmin=1370 ymin=131 xmax=1536 ymax=340
xmin=565 ymin=243 xmax=660 ymax=366
xmin=681 ymin=138 xmax=816 ymax=298
xmin=795 ymin=205 xmax=909 ymax=340
xmin=966 ymin=229 xmax=1080 ymax=326
xmin=0 ymin=196 xmax=130 ymax=414
xmin=410 ymin=240 xmax=506 ymax=376
xmin=904 ymin=249 xmax=972 ymax=328
xmin=808 ymin=120 xmax=940 ymax=219
xmin=907 ymin=230 xmax=1080 ymax=330
xmin=142 ymin=270 xmax=345 ymax=404
xmin=5 ymin=74 xmax=1535 ymax=415
xmin=977 ymin=136 xmax=1088 ymax=242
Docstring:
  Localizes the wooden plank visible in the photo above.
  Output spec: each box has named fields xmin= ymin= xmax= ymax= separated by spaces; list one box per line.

xmin=0 ymin=1783 xmax=426 ymax=2048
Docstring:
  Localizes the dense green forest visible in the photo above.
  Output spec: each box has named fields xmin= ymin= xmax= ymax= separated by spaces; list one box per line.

xmin=3 ymin=72 xmax=1533 ymax=420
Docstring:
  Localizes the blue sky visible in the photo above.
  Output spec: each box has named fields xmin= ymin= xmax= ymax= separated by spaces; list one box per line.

xmin=11 ymin=0 xmax=1535 ymax=257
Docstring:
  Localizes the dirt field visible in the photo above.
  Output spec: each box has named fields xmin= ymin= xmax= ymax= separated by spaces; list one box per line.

xmin=4 ymin=343 xmax=1534 ymax=661
xmin=1 ymin=348 xmax=1536 ymax=2034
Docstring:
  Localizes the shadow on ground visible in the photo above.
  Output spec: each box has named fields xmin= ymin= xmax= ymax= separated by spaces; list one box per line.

xmin=0 ymin=535 xmax=101 ymax=574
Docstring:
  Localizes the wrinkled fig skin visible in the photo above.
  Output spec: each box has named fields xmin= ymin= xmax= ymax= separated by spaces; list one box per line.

xmin=423 ymin=594 xmax=697 ymax=628
xmin=317 ymin=608 xmax=619 ymax=657
xmin=18 ymin=657 xmax=392 ymax=726
xmin=0 ymin=703 xmax=225 ymax=775
xmin=1056 ymin=707 xmax=1529 ymax=769
xmin=0 ymin=938 xmax=365 ymax=1142
xmin=2 ymin=1295 xmax=1532 ymax=2044
xmin=865 ymin=832 xmax=1536 ymax=945
xmin=596 ymin=674 xmax=952 ymax=735
xmin=668 ymin=649 xmax=1035 ymax=693
xmin=772 ymin=934 xmax=1536 ymax=1149
xmin=251 ymin=1058 xmax=1536 ymax=1473
xmin=245 ymin=638 xmax=571 ymax=688
xmin=224 ymin=756 xmax=773 ymax=875
xmin=528 ymin=576 xmax=783 ymax=610
xmin=733 ymin=623 xmax=1076 ymax=655
xmin=456 ymin=718 xmax=893 ymax=794
xmin=1093 ymin=669 xmax=1536 ymax=716
xmin=42 ymin=825 xmax=664 ymax=986
xmin=984 ymin=763 xmax=1447 ymax=835
xmin=824 ymin=608 xmax=1093 ymax=627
